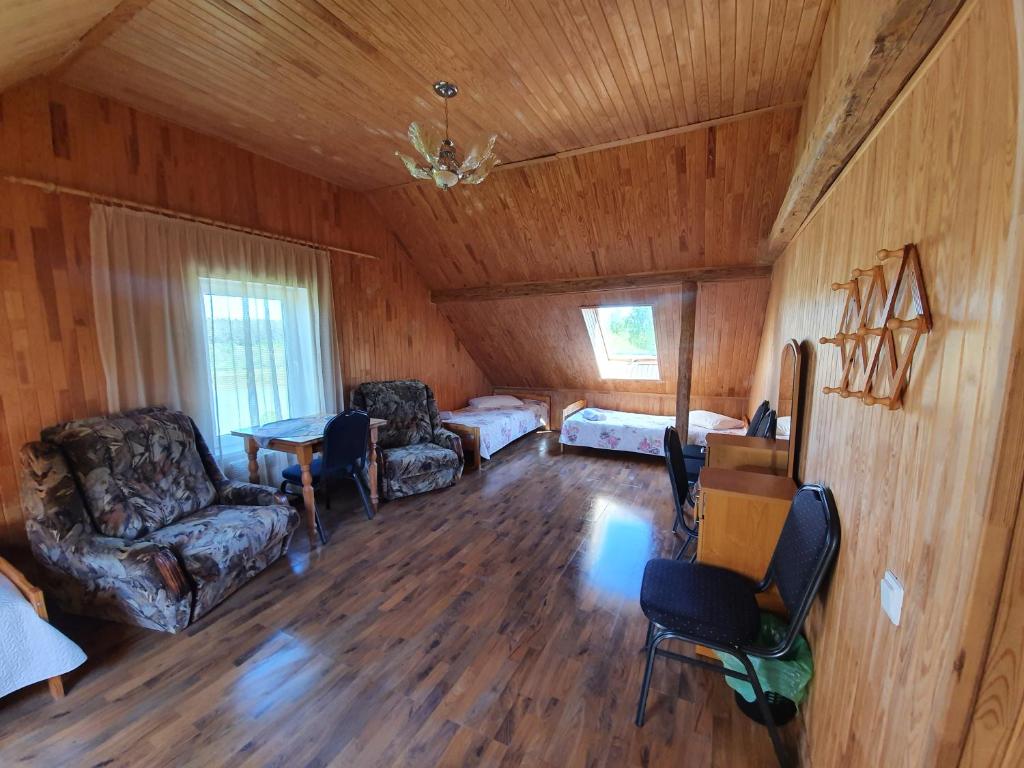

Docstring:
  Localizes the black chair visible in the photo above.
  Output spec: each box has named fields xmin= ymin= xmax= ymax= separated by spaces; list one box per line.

xmin=635 ymin=484 xmax=841 ymax=768
xmin=745 ymin=400 xmax=771 ymax=437
xmin=664 ymin=427 xmax=698 ymax=561
xmin=280 ymin=409 xmax=375 ymax=543
xmin=753 ymin=408 xmax=778 ymax=439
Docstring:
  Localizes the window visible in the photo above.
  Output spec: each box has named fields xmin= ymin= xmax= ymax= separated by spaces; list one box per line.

xmin=200 ymin=277 xmax=321 ymax=449
xmin=581 ymin=305 xmax=660 ymax=380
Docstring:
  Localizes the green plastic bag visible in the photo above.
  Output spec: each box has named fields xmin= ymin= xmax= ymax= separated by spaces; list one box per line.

xmin=714 ymin=613 xmax=813 ymax=704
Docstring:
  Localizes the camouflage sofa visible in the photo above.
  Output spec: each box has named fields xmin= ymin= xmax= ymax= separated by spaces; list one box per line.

xmin=351 ymin=380 xmax=463 ymax=500
xmin=20 ymin=407 xmax=299 ymax=633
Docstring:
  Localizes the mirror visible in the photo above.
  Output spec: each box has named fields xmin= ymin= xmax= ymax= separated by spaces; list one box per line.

xmin=778 ymin=339 xmax=805 ymax=479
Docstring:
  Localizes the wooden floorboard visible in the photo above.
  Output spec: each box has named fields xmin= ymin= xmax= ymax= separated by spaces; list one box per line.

xmin=0 ymin=432 xmax=779 ymax=767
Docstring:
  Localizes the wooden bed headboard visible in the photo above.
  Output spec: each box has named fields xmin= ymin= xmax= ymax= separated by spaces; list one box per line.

xmin=491 ymin=388 xmax=553 ymax=423
xmin=561 ymin=398 xmax=587 ymax=424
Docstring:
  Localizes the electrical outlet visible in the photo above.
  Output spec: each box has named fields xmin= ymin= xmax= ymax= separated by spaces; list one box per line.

xmin=880 ymin=570 xmax=903 ymax=626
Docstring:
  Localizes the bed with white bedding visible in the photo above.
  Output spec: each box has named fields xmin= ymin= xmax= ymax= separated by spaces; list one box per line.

xmin=440 ymin=391 xmax=551 ymax=469
xmin=558 ymin=401 xmax=746 ymax=457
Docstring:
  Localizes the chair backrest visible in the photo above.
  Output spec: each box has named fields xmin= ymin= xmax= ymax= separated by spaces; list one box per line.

xmin=759 ymin=484 xmax=841 ymax=656
xmin=746 ymin=400 xmax=770 ymax=437
xmin=663 ymin=427 xmax=695 ymax=530
xmin=38 ymin=406 xmax=217 ymax=540
xmin=320 ymin=410 xmax=370 ymax=487
xmin=350 ymin=380 xmax=435 ymax=449
xmin=753 ymin=409 xmax=777 ymax=439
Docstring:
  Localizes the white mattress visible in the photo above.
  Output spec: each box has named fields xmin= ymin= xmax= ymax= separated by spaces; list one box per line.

xmin=443 ymin=399 xmax=549 ymax=459
xmin=559 ymin=408 xmax=747 ymax=456
xmin=0 ymin=574 xmax=86 ymax=699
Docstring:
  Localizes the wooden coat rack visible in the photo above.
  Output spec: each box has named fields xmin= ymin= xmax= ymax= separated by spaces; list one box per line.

xmin=819 ymin=243 xmax=932 ymax=409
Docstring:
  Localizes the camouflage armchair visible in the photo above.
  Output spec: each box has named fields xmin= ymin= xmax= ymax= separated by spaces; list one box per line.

xmin=351 ymin=380 xmax=463 ymax=500
xmin=20 ymin=407 xmax=299 ymax=633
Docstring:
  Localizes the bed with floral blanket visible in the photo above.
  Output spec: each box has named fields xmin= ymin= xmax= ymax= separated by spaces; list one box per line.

xmin=558 ymin=402 xmax=747 ymax=457
xmin=440 ymin=392 xmax=550 ymax=469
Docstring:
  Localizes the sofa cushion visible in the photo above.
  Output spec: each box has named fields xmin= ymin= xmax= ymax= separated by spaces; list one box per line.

xmin=148 ymin=503 xmax=298 ymax=621
xmin=42 ymin=407 xmax=217 ymax=540
xmin=381 ymin=443 xmax=461 ymax=499
xmin=354 ymin=380 xmax=433 ymax=449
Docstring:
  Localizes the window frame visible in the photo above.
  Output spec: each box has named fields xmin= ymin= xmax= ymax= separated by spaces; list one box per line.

xmin=580 ymin=304 xmax=662 ymax=382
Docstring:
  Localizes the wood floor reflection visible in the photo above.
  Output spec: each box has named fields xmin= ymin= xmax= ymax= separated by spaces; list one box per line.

xmin=0 ymin=432 xmax=778 ymax=767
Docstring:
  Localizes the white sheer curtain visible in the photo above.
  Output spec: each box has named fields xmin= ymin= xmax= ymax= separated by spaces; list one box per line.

xmin=90 ymin=205 xmax=342 ymax=481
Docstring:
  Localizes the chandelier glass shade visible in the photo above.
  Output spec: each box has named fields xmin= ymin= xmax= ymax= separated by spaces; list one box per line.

xmin=396 ymin=81 xmax=499 ymax=190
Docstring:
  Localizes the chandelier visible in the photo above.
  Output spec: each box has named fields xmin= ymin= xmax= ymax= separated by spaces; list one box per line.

xmin=396 ymin=81 xmax=498 ymax=190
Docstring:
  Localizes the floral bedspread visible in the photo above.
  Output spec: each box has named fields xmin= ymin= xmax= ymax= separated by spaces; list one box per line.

xmin=559 ymin=408 xmax=748 ymax=456
xmin=443 ymin=400 xmax=548 ymax=460
xmin=559 ymin=408 xmax=673 ymax=456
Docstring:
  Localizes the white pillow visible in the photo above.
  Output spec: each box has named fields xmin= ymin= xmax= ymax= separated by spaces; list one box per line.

xmin=776 ymin=416 xmax=792 ymax=436
xmin=581 ymin=409 xmax=607 ymax=421
xmin=468 ymin=395 xmax=523 ymax=409
xmin=688 ymin=410 xmax=745 ymax=430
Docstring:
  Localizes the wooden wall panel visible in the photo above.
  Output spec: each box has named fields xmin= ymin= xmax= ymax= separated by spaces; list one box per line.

xmin=446 ymin=278 xmax=769 ymax=421
xmin=0 ymin=81 xmax=488 ymax=548
xmin=746 ymin=1 xmax=1022 ymax=764
xmin=372 ymin=109 xmax=800 ymax=290
xmin=48 ymin=0 xmax=829 ymax=190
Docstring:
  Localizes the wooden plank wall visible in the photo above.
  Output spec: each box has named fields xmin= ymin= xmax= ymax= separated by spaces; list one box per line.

xmin=445 ymin=277 xmax=769 ymax=425
xmin=746 ymin=0 xmax=1022 ymax=764
xmin=0 ymin=80 xmax=489 ymax=548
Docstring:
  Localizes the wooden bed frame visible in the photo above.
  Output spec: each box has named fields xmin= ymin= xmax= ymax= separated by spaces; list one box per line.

xmin=0 ymin=557 xmax=65 ymax=699
xmin=559 ymin=399 xmax=587 ymax=454
xmin=443 ymin=389 xmax=553 ymax=471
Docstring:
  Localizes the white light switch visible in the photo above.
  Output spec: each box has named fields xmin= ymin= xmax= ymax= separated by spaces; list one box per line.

xmin=880 ymin=570 xmax=904 ymax=626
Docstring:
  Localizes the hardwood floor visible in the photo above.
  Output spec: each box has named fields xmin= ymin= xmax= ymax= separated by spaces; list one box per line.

xmin=0 ymin=432 xmax=778 ymax=767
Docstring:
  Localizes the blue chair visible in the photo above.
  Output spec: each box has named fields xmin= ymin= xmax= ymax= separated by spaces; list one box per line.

xmin=635 ymin=484 xmax=841 ymax=767
xmin=280 ymin=410 xmax=375 ymax=543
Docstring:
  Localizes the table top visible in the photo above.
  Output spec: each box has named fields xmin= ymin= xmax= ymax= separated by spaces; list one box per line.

xmin=232 ymin=414 xmax=387 ymax=448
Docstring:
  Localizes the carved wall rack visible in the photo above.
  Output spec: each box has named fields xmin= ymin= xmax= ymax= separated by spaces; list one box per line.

xmin=819 ymin=243 xmax=932 ymax=410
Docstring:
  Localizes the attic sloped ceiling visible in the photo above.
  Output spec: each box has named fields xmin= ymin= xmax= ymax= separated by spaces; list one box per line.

xmin=0 ymin=0 xmax=122 ymax=91
xmin=443 ymin=278 xmax=771 ymax=418
xmin=371 ymin=107 xmax=798 ymax=290
xmin=0 ymin=0 xmax=830 ymax=192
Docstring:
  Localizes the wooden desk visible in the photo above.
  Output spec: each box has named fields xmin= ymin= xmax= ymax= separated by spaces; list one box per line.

xmin=705 ymin=433 xmax=790 ymax=476
xmin=232 ymin=417 xmax=387 ymax=545
xmin=695 ymin=468 xmax=797 ymax=615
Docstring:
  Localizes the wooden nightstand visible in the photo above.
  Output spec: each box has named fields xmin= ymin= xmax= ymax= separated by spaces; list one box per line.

xmin=443 ymin=421 xmax=482 ymax=471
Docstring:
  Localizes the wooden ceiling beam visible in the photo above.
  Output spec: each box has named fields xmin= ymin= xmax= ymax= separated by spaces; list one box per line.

xmin=430 ymin=265 xmax=772 ymax=303
xmin=48 ymin=0 xmax=154 ymax=79
xmin=765 ymin=0 xmax=964 ymax=260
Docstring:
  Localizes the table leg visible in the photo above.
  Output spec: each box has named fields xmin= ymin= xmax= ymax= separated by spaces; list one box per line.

xmin=368 ymin=424 xmax=380 ymax=511
xmin=296 ymin=444 xmax=320 ymax=546
xmin=244 ymin=437 xmax=260 ymax=484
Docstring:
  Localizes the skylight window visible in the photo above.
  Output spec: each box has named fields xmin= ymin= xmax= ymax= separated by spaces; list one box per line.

xmin=581 ymin=305 xmax=660 ymax=381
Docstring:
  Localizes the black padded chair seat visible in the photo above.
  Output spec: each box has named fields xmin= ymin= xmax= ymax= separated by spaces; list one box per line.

xmin=640 ymin=558 xmax=761 ymax=646
xmin=281 ymin=458 xmax=323 ymax=485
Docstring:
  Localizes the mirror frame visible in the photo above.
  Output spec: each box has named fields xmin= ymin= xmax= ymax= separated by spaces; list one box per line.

xmin=779 ymin=339 xmax=806 ymax=479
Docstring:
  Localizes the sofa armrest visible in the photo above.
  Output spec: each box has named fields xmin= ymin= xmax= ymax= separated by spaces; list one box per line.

xmin=216 ymin=479 xmax=288 ymax=507
xmin=27 ymin=522 xmax=192 ymax=632
xmin=433 ymin=427 xmax=464 ymax=461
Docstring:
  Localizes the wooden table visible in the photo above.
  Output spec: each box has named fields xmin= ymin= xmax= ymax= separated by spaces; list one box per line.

xmin=232 ymin=417 xmax=387 ymax=545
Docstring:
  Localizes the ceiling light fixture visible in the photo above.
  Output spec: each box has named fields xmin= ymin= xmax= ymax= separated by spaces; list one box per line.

xmin=396 ymin=81 xmax=499 ymax=190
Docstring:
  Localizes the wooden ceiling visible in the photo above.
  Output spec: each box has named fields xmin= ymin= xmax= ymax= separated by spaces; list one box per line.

xmin=373 ymin=107 xmax=799 ymax=289
xmin=0 ymin=0 xmax=121 ymax=91
xmin=0 ymin=0 xmax=832 ymax=191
